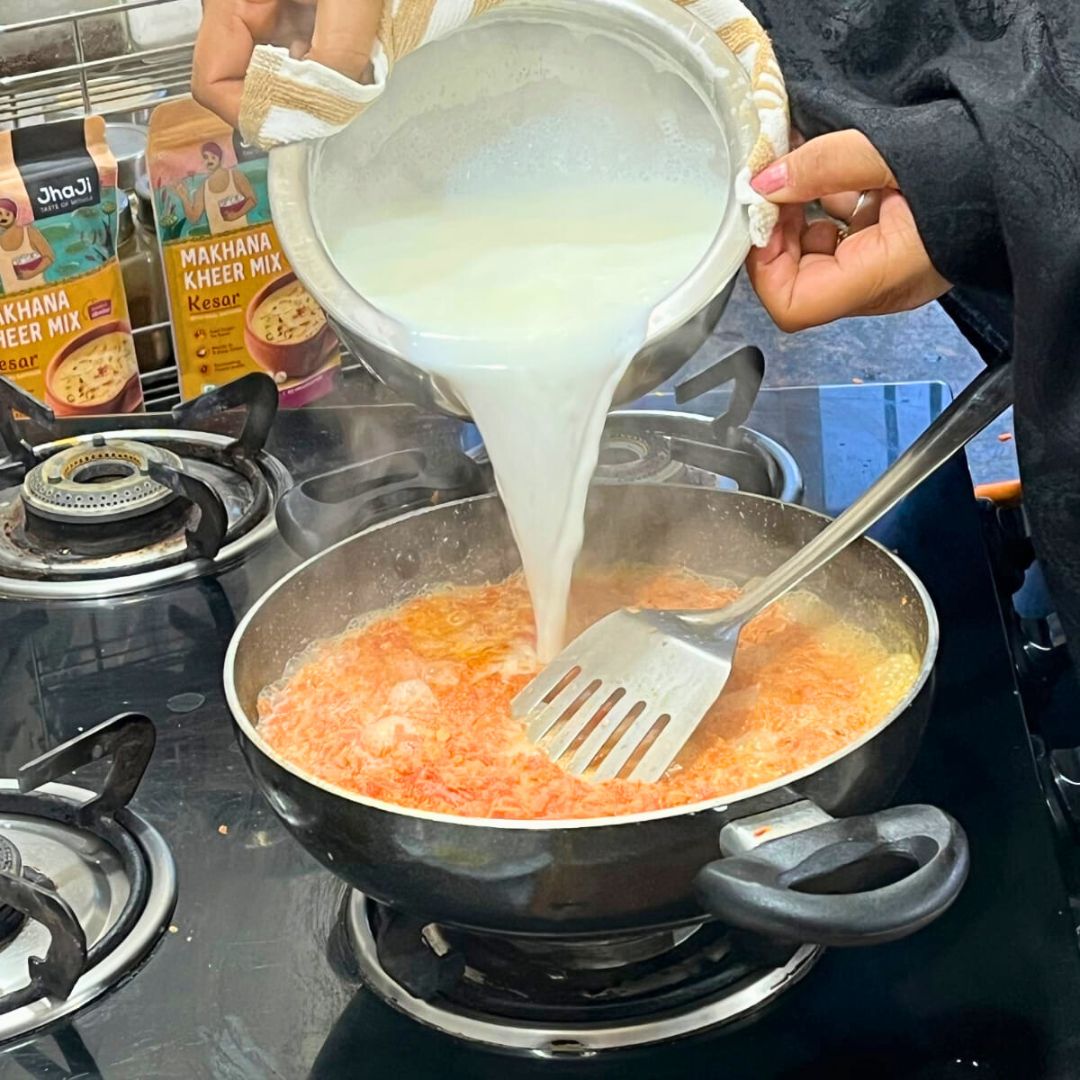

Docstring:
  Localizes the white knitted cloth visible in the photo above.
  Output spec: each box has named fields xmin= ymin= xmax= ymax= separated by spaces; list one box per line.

xmin=239 ymin=0 xmax=788 ymax=245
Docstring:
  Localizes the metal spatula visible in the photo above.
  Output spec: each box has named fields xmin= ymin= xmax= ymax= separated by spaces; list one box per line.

xmin=513 ymin=364 xmax=1011 ymax=782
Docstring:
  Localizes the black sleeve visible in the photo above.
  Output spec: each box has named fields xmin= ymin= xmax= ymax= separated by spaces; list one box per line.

xmin=748 ymin=0 xmax=1012 ymax=294
xmin=794 ymin=93 xmax=1010 ymax=294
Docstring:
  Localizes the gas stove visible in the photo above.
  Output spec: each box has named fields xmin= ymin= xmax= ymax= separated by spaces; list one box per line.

xmin=0 ymin=375 xmax=291 ymax=599
xmin=0 ymin=371 xmax=1078 ymax=1078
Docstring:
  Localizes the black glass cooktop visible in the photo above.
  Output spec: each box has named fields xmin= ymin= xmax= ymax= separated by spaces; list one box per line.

xmin=1 ymin=381 xmax=1078 ymax=1079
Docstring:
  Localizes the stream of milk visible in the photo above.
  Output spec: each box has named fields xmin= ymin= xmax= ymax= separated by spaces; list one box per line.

xmin=318 ymin=17 xmax=728 ymax=660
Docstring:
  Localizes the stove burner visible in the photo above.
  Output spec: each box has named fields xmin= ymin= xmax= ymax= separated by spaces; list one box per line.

xmin=345 ymin=893 xmax=820 ymax=1055
xmin=21 ymin=439 xmax=183 ymax=525
xmin=463 ymin=409 xmax=803 ymax=502
xmin=451 ymin=347 xmax=802 ymax=502
xmin=0 ymin=714 xmax=176 ymax=1043
xmin=0 ymin=375 xmax=291 ymax=599
xmin=594 ymin=432 xmax=687 ymax=485
xmin=273 ymin=346 xmax=803 ymax=559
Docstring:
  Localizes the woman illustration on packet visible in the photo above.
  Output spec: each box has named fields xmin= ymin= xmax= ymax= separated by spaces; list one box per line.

xmin=0 ymin=197 xmax=53 ymax=295
xmin=173 ymin=141 xmax=257 ymax=236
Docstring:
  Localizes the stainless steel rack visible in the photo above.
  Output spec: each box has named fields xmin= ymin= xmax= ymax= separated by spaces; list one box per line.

xmin=1 ymin=0 xmax=198 ymax=129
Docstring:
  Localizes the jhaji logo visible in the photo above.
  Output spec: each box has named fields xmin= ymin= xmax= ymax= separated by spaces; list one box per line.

xmin=35 ymin=176 xmax=93 ymax=207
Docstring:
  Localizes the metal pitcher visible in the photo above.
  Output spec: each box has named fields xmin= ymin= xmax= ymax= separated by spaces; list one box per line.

xmin=267 ymin=0 xmax=759 ymax=419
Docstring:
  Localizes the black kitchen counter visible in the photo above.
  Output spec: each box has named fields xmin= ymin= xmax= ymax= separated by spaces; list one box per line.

xmin=0 ymin=381 xmax=1076 ymax=1079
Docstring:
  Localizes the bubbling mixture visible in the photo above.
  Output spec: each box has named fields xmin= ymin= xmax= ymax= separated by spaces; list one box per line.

xmin=257 ymin=568 xmax=920 ymax=820
xmin=317 ymin=17 xmax=730 ymax=659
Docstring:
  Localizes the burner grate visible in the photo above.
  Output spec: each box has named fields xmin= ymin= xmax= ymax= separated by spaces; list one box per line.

xmin=417 ymin=917 xmax=766 ymax=1022
xmin=0 ymin=374 xmax=291 ymax=598
xmin=0 ymin=838 xmax=25 ymax=948
xmin=461 ymin=410 xmax=802 ymax=502
xmin=458 ymin=348 xmax=803 ymax=502
xmin=0 ymin=714 xmax=176 ymax=1042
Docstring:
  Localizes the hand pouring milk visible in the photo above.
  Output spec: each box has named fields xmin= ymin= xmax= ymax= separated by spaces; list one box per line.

xmin=315 ymin=17 xmax=728 ymax=660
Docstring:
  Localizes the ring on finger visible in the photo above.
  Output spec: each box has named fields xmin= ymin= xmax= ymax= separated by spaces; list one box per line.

xmin=837 ymin=190 xmax=882 ymax=242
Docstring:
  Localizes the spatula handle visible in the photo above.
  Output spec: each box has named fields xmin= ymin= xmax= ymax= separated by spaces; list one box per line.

xmin=687 ymin=363 xmax=1013 ymax=629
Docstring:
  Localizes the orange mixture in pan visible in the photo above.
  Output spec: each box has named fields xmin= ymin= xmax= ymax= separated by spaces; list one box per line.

xmin=256 ymin=567 xmax=920 ymax=820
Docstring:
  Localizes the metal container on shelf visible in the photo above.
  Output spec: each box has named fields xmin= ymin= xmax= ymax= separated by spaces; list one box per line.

xmin=102 ymin=121 xmax=173 ymax=374
xmin=117 ymin=191 xmax=172 ymax=373
xmin=106 ymin=121 xmax=149 ymax=191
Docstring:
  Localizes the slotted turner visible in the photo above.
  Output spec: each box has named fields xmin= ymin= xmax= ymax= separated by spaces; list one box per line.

xmin=514 ymin=363 xmax=1012 ymax=782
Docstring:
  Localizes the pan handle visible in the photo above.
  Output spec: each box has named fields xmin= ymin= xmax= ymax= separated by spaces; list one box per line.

xmin=694 ymin=803 xmax=969 ymax=946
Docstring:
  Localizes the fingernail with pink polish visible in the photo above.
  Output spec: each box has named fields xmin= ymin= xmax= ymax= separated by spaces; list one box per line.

xmin=751 ymin=161 xmax=788 ymax=195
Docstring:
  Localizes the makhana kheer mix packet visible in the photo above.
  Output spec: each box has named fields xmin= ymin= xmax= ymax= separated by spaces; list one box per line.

xmin=0 ymin=116 xmax=142 ymax=417
xmin=147 ymin=99 xmax=341 ymax=406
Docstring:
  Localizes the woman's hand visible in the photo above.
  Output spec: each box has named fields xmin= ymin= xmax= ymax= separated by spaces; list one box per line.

xmin=746 ymin=129 xmax=950 ymax=332
xmin=192 ymin=0 xmax=383 ymax=129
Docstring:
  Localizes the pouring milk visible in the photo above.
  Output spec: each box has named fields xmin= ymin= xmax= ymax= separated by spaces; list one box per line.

xmin=318 ymin=18 xmax=727 ymax=660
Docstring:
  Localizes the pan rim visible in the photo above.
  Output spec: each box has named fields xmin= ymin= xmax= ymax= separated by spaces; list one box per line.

xmin=224 ymin=488 xmax=940 ymax=831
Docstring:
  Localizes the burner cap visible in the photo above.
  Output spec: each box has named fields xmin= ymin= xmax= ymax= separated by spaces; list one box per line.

xmin=594 ymin=432 xmax=687 ymax=485
xmin=21 ymin=439 xmax=183 ymax=525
